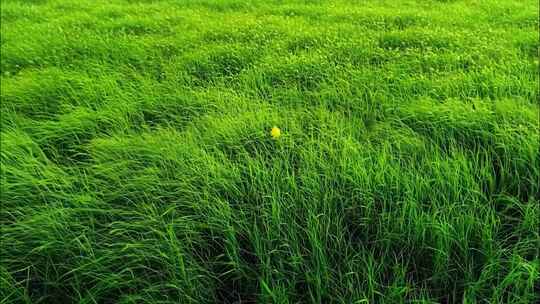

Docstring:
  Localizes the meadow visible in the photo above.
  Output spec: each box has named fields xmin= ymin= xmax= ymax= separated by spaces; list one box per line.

xmin=1 ymin=0 xmax=539 ymax=303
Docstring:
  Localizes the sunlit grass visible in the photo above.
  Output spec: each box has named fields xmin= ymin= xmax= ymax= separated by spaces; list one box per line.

xmin=1 ymin=0 xmax=539 ymax=303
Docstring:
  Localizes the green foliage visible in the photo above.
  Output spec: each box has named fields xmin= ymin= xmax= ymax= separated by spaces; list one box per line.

xmin=1 ymin=0 xmax=539 ymax=303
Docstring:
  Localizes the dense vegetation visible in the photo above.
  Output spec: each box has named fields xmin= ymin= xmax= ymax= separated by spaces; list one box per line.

xmin=1 ymin=0 xmax=539 ymax=303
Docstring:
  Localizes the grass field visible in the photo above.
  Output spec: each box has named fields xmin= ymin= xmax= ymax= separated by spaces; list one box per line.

xmin=1 ymin=0 xmax=539 ymax=303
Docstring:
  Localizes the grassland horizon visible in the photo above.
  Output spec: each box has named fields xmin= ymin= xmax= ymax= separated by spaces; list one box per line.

xmin=1 ymin=0 xmax=539 ymax=303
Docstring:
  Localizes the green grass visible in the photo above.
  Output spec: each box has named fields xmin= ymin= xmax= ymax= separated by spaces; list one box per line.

xmin=1 ymin=0 xmax=539 ymax=303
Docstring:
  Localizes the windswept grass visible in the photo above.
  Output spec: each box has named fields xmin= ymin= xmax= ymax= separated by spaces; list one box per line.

xmin=1 ymin=0 xmax=539 ymax=303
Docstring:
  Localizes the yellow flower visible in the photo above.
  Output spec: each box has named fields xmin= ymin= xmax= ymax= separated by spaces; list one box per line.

xmin=270 ymin=126 xmax=281 ymax=139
